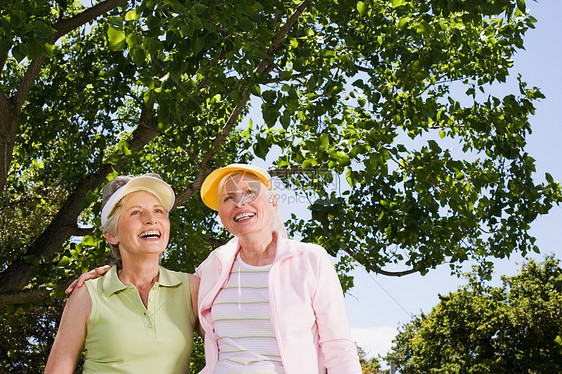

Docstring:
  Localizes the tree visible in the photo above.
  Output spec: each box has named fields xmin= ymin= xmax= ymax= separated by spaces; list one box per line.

xmin=0 ymin=0 xmax=560 ymax=370
xmin=357 ymin=345 xmax=388 ymax=374
xmin=0 ymin=300 xmax=74 ymax=372
xmin=386 ymin=256 xmax=562 ymax=373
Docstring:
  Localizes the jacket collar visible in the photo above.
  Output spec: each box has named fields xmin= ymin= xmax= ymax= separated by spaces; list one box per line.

xmin=216 ymin=232 xmax=301 ymax=265
xmin=274 ymin=234 xmax=299 ymax=262
xmin=102 ymin=265 xmax=182 ymax=297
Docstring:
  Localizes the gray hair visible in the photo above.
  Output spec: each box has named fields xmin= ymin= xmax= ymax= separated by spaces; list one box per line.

xmin=100 ymin=173 xmax=166 ymax=263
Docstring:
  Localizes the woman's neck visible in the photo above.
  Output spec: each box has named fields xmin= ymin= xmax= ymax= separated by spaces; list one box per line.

xmin=238 ymin=231 xmax=278 ymax=266
xmin=118 ymin=257 xmax=160 ymax=308
xmin=118 ymin=257 xmax=160 ymax=289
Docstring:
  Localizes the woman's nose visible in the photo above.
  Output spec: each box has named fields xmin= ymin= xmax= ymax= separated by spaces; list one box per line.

xmin=143 ymin=212 xmax=157 ymax=224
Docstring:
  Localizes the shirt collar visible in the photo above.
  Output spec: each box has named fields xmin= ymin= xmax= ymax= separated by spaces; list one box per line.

xmin=102 ymin=265 xmax=182 ymax=297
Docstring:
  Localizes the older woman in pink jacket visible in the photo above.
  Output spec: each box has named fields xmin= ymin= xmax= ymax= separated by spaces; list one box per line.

xmin=66 ymin=164 xmax=361 ymax=373
xmin=196 ymin=164 xmax=361 ymax=374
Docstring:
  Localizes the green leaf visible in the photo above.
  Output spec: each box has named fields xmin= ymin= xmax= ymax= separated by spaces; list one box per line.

xmin=125 ymin=10 xmax=138 ymax=21
xmin=193 ymin=37 xmax=205 ymax=55
xmin=192 ymin=4 xmax=207 ymax=14
xmin=24 ymin=255 xmax=37 ymax=265
xmin=262 ymin=90 xmax=277 ymax=103
xmin=32 ymin=20 xmax=53 ymax=40
xmin=11 ymin=44 xmax=25 ymax=62
xmin=302 ymin=158 xmax=318 ymax=168
xmin=107 ymin=26 xmax=126 ymax=50
xmin=317 ymin=134 xmax=329 ymax=151
xmin=427 ymin=140 xmax=442 ymax=153
xmin=43 ymin=42 xmax=54 ymax=58
xmin=0 ymin=37 xmax=12 ymax=55
xmin=357 ymin=1 xmax=367 ymax=16
xmin=391 ymin=0 xmax=408 ymax=8
xmin=108 ymin=16 xmax=123 ymax=28
xmin=253 ymin=138 xmax=269 ymax=159
xmin=263 ymin=105 xmax=279 ymax=127
xmin=119 ymin=140 xmax=132 ymax=156
xmin=251 ymin=47 xmax=267 ymax=60
xmin=105 ymin=153 xmax=121 ymax=165
xmin=82 ymin=235 xmax=98 ymax=247
xmin=58 ymin=257 xmax=71 ymax=266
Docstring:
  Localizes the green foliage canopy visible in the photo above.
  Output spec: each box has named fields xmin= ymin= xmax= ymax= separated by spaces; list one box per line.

xmin=1 ymin=0 xmax=559 ymax=301
xmin=1 ymin=0 xmax=561 ymax=371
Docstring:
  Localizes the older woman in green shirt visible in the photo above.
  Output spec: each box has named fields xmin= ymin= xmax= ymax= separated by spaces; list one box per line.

xmin=45 ymin=174 xmax=199 ymax=374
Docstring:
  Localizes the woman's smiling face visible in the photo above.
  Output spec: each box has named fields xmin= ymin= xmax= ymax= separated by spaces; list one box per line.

xmin=217 ymin=174 xmax=277 ymax=237
xmin=105 ymin=190 xmax=170 ymax=257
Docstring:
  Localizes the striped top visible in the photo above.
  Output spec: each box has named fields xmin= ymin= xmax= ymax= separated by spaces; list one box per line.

xmin=210 ymin=255 xmax=284 ymax=373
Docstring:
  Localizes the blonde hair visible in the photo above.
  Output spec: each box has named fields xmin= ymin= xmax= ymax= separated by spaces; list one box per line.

xmin=217 ymin=171 xmax=288 ymax=238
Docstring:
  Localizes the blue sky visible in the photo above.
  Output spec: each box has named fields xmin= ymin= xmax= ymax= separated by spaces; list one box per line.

xmin=343 ymin=0 xmax=562 ymax=360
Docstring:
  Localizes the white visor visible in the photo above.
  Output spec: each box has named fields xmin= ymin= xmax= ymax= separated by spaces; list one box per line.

xmin=100 ymin=175 xmax=175 ymax=226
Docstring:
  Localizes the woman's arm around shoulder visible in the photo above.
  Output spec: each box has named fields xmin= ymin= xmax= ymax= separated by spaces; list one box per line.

xmin=44 ymin=283 xmax=92 ymax=374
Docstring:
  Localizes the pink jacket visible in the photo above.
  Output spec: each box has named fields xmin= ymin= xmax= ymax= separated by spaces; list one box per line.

xmin=195 ymin=235 xmax=362 ymax=374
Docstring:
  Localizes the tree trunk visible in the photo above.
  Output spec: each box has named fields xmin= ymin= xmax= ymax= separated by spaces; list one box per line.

xmin=0 ymin=0 xmax=128 ymax=192
xmin=0 ymin=96 xmax=18 ymax=193
xmin=0 ymin=121 xmax=159 ymax=302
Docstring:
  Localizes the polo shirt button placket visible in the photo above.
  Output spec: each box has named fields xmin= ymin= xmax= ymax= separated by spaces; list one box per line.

xmin=142 ymin=309 xmax=153 ymax=330
xmin=146 ymin=285 xmax=157 ymax=330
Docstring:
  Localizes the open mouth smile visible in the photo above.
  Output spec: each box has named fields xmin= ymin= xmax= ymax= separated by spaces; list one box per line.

xmin=234 ymin=212 xmax=256 ymax=222
xmin=138 ymin=230 xmax=161 ymax=239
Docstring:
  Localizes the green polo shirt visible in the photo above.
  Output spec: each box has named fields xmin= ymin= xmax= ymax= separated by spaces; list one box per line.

xmin=83 ymin=265 xmax=195 ymax=373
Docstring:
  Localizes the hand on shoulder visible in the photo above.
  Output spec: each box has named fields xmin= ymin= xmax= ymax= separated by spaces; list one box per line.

xmin=65 ymin=265 xmax=112 ymax=295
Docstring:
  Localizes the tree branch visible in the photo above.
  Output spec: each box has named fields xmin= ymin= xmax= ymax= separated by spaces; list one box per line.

xmin=174 ymin=166 xmax=210 ymax=206
xmin=369 ymin=265 xmax=418 ymax=277
xmin=206 ymin=237 xmax=227 ymax=248
xmin=341 ymin=246 xmax=418 ymax=277
xmin=52 ymin=0 xmax=128 ymax=40
xmin=0 ymin=105 xmax=159 ymax=295
xmin=13 ymin=0 xmax=128 ymax=111
xmin=0 ymin=53 xmax=7 ymax=74
xmin=354 ymin=64 xmax=373 ymax=73
xmin=0 ymin=284 xmax=52 ymax=309
xmin=175 ymin=1 xmax=310 ymax=205
xmin=214 ymin=0 xmax=309 ymax=155
xmin=256 ymin=0 xmax=309 ymax=77
xmin=0 ymin=84 xmax=9 ymax=121
xmin=72 ymin=226 xmax=95 ymax=237
xmin=12 ymin=56 xmax=46 ymax=110
xmin=179 ymin=144 xmax=201 ymax=167
xmin=268 ymin=168 xmax=307 ymax=177
xmin=0 ymin=276 xmax=80 ymax=309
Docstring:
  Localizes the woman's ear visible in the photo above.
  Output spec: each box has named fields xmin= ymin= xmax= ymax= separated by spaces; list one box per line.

xmin=104 ymin=232 xmax=119 ymax=245
xmin=270 ymin=190 xmax=279 ymax=209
